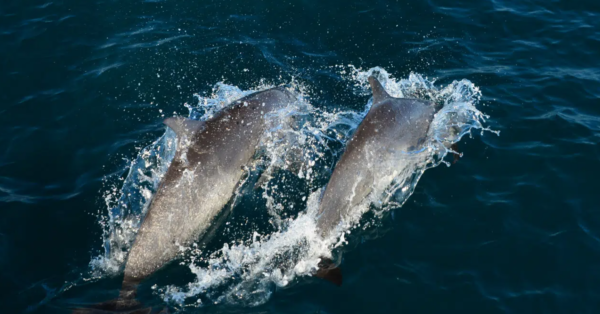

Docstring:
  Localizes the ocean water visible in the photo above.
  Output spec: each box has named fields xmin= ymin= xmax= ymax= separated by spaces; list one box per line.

xmin=1 ymin=0 xmax=599 ymax=313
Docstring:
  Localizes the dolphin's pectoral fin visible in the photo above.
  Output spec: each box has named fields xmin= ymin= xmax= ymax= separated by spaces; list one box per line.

xmin=450 ymin=143 xmax=461 ymax=164
xmin=285 ymin=146 xmax=306 ymax=175
xmin=254 ymin=168 xmax=273 ymax=190
xmin=314 ymin=258 xmax=343 ymax=287
xmin=164 ymin=117 xmax=206 ymax=139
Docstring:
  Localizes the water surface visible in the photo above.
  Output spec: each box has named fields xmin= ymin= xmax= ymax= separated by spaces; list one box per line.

xmin=1 ymin=0 xmax=599 ymax=313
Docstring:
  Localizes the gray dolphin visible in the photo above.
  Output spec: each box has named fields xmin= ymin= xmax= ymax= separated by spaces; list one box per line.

xmin=76 ymin=87 xmax=296 ymax=313
xmin=313 ymin=76 xmax=438 ymax=286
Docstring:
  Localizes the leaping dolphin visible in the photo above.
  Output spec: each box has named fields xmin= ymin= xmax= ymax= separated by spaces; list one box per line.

xmin=76 ymin=86 xmax=297 ymax=313
xmin=313 ymin=76 xmax=438 ymax=286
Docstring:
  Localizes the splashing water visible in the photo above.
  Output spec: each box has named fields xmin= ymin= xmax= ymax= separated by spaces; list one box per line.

xmin=88 ymin=81 xmax=361 ymax=278
xmin=90 ymin=66 xmax=496 ymax=309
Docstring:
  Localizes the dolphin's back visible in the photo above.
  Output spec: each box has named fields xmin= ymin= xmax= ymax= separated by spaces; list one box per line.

xmin=316 ymin=94 xmax=436 ymax=238
xmin=124 ymin=87 xmax=296 ymax=281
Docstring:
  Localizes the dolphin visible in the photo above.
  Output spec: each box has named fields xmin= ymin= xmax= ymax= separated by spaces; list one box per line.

xmin=75 ymin=86 xmax=297 ymax=313
xmin=313 ymin=76 xmax=438 ymax=286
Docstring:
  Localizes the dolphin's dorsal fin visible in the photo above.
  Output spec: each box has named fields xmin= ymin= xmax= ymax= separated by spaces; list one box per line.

xmin=368 ymin=76 xmax=392 ymax=104
xmin=164 ymin=117 xmax=205 ymax=138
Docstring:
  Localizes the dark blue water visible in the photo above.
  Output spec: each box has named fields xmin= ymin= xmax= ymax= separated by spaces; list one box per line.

xmin=1 ymin=0 xmax=599 ymax=313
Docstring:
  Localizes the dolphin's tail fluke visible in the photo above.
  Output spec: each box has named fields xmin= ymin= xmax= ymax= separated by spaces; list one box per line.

xmin=71 ymin=300 xmax=151 ymax=314
xmin=314 ymin=258 xmax=343 ymax=286
xmin=71 ymin=279 xmax=163 ymax=314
